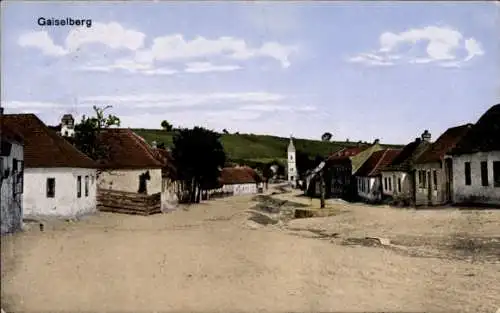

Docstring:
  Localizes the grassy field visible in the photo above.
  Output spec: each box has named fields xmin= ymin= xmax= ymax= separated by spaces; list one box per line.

xmin=133 ymin=128 xmax=403 ymax=165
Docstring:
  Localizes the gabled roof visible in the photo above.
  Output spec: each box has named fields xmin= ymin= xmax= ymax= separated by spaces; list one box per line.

xmin=449 ymin=104 xmax=500 ymax=155
xmin=220 ymin=166 xmax=260 ymax=185
xmin=97 ymin=129 xmax=164 ymax=169
xmin=416 ymin=124 xmax=473 ymax=164
xmin=356 ymin=149 xmax=402 ymax=177
xmin=2 ymin=114 xmax=97 ymax=168
xmin=382 ymin=138 xmax=431 ymax=172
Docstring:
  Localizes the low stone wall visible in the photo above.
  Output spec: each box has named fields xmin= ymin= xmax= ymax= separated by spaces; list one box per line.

xmin=97 ymin=189 xmax=161 ymax=216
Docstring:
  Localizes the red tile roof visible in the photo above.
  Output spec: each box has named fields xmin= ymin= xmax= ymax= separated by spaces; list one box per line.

xmin=97 ymin=129 xmax=164 ymax=169
xmin=450 ymin=104 xmax=500 ymax=155
xmin=326 ymin=146 xmax=370 ymax=163
xmin=355 ymin=149 xmax=402 ymax=177
xmin=2 ymin=114 xmax=97 ymax=168
xmin=152 ymin=147 xmax=177 ymax=179
xmin=220 ymin=166 xmax=260 ymax=185
xmin=382 ymin=138 xmax=431 ymax=172
xmin=1 ymin=124 xmax=23 ymax=144
xmin=416 ymin=124 xmax=473 ymax=164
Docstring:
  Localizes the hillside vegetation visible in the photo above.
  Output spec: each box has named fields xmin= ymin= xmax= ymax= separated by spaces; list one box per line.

xmin=133 ymin=128 xmax=403 ymax=165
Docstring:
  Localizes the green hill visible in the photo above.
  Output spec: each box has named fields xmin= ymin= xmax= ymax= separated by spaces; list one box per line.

xmin=133 ymin=128 xmax=403 ymax=166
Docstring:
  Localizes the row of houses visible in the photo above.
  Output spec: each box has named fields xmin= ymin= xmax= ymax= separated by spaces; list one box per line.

xmin=0 ymin=112 xmax=263 ymax=235
xmin=303 ymin=104 xmax=500 ymax=207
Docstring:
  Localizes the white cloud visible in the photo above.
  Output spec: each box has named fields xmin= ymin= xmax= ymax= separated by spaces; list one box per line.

xmin=65 ymin=22 xmax=146 ymax=52
xmin=79 ymin=92 xmax=287 ymax=108
xmin=348 ymin=26 xmax=484 ymax=67
xmin=185 ymin=62 xmax=242 ymax=73
xmin=2 ymin=100 xmax=68 ymax=109
xmin=137 ymin=34 xmax=296 ymax=68
xmin=19 ymin=22 xmax=297 ymax=72
xmin=18 ymin=31 xmax=68 ymax=56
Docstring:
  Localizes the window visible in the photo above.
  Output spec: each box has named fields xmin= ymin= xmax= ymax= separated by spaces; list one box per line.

xmin=384 ymin=177 xmax=388 ymax=190
xmin=46 ymin=178 xmax=55 ymax=198
xmin=388 ymin=178 xmax=392 ymax=191
xmin=77 ymin=176 xmax=82 ymax=198
xmin=480 ymin=161 xmax=488 ymax=186
xmin=494 ymin=161 xmax=500 ymax=188
xmin=465 ymin=162 xmax=471 ymax=186
xmin=12 ymin=158 xmax=18 ymax=172
xmin=418 ymin=171 xmax=423 ymax=188
xmin=85 ymin=175 xmax=89 ymax=197
xmin=433 ymin=170 xmax=438 ymax=190
xmin=397 ymin=178 xmax=402 ymax=193
xmin=422 ymin=171 xmax=427 ymax=188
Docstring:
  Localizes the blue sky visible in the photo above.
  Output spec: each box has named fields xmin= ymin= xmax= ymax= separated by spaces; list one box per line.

xmin=1 ymin=1 xmax=499 ymax=144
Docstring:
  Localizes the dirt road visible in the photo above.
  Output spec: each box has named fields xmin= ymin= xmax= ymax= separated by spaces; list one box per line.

xmin=1 ymin=192 xmax=499 ymax=313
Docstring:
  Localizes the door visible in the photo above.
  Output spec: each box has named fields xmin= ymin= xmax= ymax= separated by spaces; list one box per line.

xmin=427 ymin=171 xmax=432 ymax=203
xmin=445 ymin=159 xmax=453 ymax=203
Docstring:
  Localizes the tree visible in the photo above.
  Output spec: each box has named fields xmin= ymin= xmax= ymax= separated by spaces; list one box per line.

xmin=321 ymin=132 xmax=333 ymax=141
xmin=161 ymin=120 xmax=173 ymax=131
xmin=73 ymin=105 xmax=120 ymax=164
xmin=172 ymin=127 xmax=226 ymax=203
xmin=222 ymin=128 xmax=229 ymax=134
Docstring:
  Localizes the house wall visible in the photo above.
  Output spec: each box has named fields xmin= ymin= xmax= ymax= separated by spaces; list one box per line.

xmin=452 ymin=151 xmax=500 ymax=206
xmin=1 ymin=141 xmax=23 ymax=234
xmin=98 ymin=168 xmax=162 ymax=195
xmin=222 ymin=183 xmax=257 ymax=195
xmin=414 ymin=162 xmax=445 ymax=206
xmin=160 ymin=177 xmax=179 ymax=211
xmin=381 ymin=171 xmax=414 ymax=203
xmin=357 ymin=176 xmax=381 ymax=202
xmin=23 ymin=167 xmax=97 ymax=217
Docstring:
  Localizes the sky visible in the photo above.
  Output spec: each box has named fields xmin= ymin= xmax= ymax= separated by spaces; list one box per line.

xmin=1 ymin=1 xmax=499 ymax=144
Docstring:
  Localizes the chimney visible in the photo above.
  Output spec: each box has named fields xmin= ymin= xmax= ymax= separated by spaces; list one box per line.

xmin=151 ymin=140 xmax=157 ymax=149
xmin=421 ymin=130 xmax=431 ymax=142
xmin=373 ymin=138 xmax=380 ymax=145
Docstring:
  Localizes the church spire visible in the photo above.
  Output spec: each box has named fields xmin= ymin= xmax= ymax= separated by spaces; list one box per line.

xmin=288 ymin=134 xmax=295 ymax=152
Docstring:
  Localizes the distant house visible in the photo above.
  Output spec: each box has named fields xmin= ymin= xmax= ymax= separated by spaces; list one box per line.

xmin=48 ymin=114 xmax=76 ymax=138
xmin=355 ymin=148 xmax=401 ymax=203
xmin=322 ymin=140 xmax=384 ymax=200
xmin=96 ymin=129 xmax=168 ymax=210
xmin=413 ymin=124 xmax=473 ymax=206
xmin=381 ymin=131 xmax=432 ymax=205
xmin=447 ymin=104 xmax=500 ymax=206
xmin=1 ymin=115 xmax=24 ymax=234
xmin=3 ymin=114 xmax=98 ymax=217
xmin=218 ymin=166 xmax=262 ymax=196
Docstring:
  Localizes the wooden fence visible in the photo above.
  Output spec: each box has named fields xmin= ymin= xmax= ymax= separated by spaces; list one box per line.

xmin=97 ymin=188 xmax=162 ymax=216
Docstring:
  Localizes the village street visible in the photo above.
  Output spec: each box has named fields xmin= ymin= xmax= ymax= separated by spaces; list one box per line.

xmin=1 ymin=186 xmax=500 ymax=313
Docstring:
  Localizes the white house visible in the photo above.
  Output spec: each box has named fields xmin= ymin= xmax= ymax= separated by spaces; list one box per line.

xmin=1 ymin=118 xmax=24 ymax=234
xmin=96 ymin=129 xmax=168 ymax=209
xmin=413 ymin=124 xmax=472 ymax=206
xmin=447 ymin=104 xmax=500 ymax=206
xmin=381 ymin=130 xmax=432 ymax=205
xmin=3 ymin=114 xmax=98 ymax=217
xmin=287 ymin=136 xmax=297 ymax=188
xmin=355 ymin=149 xmax=401 ymax=203
xmin=219 ymin=166 xmax=261 ymax=195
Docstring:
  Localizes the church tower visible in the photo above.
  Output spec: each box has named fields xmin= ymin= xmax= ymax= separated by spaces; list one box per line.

xmin=287 ymin=135 xmax=297 ymax=187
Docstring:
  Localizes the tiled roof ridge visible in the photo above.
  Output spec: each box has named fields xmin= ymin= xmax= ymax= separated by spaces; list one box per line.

xmin=128 ymin=130 xmax=164 ymax=167
xmin=368 ymin=149 xmax=391 ymax=176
